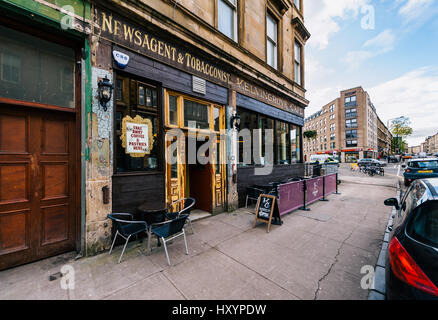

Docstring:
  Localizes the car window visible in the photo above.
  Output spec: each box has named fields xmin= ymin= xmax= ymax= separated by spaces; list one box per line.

xmin=406 ymin=201 xmax=438 ymax=248
xmin=400 ymin=185 xmax=415 ymax=219
xmin=416 ymin=161 xmax=438 ymax=168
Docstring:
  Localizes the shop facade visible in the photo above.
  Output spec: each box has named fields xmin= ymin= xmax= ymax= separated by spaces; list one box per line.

xmin=0 ymin=0 xmax=310 ymax=268
xmin=0 ymin=0 xmax=91 ymax=270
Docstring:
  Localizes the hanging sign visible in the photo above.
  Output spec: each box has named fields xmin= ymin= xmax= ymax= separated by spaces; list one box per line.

xmin=254 ymin=195 xmax=282 ymax=233
xmin=120 ymin=115 xmax=154 ymax=157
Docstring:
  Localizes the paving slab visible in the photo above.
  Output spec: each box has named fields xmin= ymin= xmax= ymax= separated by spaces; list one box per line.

xmin=163 ymin=249 xmax=299 ymax=300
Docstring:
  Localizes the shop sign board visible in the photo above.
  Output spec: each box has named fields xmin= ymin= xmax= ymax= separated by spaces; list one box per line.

xmin=120 ymin=115 xmax=154 ymax=157
xmin=95 ymin=7 xmax=305 ymax=117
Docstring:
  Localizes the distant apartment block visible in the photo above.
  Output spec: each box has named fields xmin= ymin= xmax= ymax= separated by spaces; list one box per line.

xmin=303 ymin=87 xmax=392 ymax=162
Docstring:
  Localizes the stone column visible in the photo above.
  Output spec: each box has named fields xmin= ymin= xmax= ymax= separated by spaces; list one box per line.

xmin=84 ymin=37 xmax=114 ymax=256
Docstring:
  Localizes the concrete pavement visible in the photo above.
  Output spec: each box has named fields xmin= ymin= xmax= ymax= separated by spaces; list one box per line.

xmin=0 ymin=165 xmax=398 ymax=300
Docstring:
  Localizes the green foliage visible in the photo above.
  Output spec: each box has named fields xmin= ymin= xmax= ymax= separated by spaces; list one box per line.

xmin=390 ymin=117 xmax=413 ymax=138
xmin=303 ymin=130 xmax=318 ymax=140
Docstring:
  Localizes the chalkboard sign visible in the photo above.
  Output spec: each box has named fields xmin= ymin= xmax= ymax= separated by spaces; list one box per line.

xmin=253 ymin=195 xmax=283 ymax=233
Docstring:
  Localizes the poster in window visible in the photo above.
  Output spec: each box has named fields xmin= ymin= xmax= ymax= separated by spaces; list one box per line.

xmin=120 ymin=115 xmax=154 ymax=158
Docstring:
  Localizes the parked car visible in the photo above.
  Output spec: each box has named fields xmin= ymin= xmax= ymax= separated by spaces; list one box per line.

xmin=403 ymin=158 xmax=438 ymax=186
xmin=433 ymin=152 xmax=438 ymax=158
xmin=402 ymin=153 xmax=413 ymax=160
xmin=388 ymin=155 xmax=400 ymax=163
xmin=384 ymin=178 xmax=438 ymax=300
xmin=357 ymin=158 xmax=386 ymax=167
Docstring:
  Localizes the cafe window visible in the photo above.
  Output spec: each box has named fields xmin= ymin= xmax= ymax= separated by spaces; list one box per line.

xmin=238 ymin=108 xmax=302 ymax=166
xmin=276 ymin=121 xmax=290 ymax=165
xmin=115 ymin=75 xmax=160 ymax=173
xmin=0 ymin=25 xmax=75 ymax=108
xmin=184 ymin=100 xmax=209 ymax=130
xmin=290 ymin=125 xmax=301 ymax=163
xmin=165 ymin=91 xmax=224 ymax=133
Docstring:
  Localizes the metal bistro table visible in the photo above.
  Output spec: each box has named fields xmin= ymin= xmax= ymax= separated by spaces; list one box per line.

xmin=137 ymin=202 xmax=168 ymax=251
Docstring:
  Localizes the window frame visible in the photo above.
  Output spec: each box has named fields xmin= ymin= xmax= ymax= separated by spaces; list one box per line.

xmin=217 ymin=0 xmax=238 ymax=42
xmin=294 ymin=39 xmax=303 ymax=86
xmin=114 ymin=74 xmax=162 ymax=175
xmin=266 ymin=10 xmax=279 ymax=70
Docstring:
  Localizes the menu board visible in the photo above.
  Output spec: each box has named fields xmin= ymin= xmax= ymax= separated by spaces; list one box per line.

xmin=253 ymin=195 xmax=282 ymax=233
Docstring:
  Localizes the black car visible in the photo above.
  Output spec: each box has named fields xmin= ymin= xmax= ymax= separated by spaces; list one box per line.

xmin=384 ymin=178 xmax=438 ymax=299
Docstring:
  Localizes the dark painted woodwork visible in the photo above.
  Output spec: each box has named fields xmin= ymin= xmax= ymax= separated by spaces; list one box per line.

xmin=237 ymin=93 xmax=304 ymax=126
xmin=113 ymin=45 xmax=229 ymax=106
xmin=237 ymin=164 xmax=305 ymax=208
xmin=111 ymin=173 xmax=166 ymax=217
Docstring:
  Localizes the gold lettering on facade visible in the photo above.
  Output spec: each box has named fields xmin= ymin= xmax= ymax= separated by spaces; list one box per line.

xmin=114 ymin=20 xmax=122 ymax=36
xmin=142 ymin=34 xmax=150 ymax=50
xmin=150 ymin=38 xmax=157 ymax=53
xmin=134 ymin=30 xmax=142 ymax=46
xmin=101 ymin=12 xmax=113 ymax=33
xmin=124 ymin=24 xmax=134 ymax=42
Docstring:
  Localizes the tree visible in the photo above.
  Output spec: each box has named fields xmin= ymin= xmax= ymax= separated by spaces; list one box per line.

xmin=303 ymin=130 xmax=318 ymax=140
xmin=390 ymin=117 xmax=413 ymax=153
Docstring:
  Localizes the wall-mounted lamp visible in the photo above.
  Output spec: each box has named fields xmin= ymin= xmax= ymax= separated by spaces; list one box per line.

xmin=230 ymin=113 xmax=241 ymax=131
xmin=98 ymin=76 xmax=113 ymax=112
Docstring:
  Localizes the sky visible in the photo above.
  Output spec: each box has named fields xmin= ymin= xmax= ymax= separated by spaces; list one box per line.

xmin=304 ymin=0 xmax=438 ymax=147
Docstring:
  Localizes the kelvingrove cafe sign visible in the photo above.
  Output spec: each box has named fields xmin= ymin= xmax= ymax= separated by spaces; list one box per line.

xmin=95 ymin=8 xmax=304 ymax=117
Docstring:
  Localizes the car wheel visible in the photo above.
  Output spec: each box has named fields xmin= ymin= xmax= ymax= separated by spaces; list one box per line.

xmin=404 ymin=179 xmax=410 ymax=187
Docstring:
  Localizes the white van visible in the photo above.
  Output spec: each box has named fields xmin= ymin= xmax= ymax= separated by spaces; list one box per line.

xmin=309 ymin=154 xmax=339 ymax=164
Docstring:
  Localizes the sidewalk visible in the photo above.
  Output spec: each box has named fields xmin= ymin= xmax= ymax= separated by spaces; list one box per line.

xmin=0 ymin=173 xmax=397 ymax=300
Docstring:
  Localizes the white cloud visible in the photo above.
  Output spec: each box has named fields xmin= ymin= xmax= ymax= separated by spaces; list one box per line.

xmin=368 ymin=66 xmax=438 ymax=146
xmin=305 ymin=0 xmax=371 ymax=49
xmin=344 ymin=29 xmax=395 ymax=69
xmin=398 ymin=0 xmax=434 ymax=22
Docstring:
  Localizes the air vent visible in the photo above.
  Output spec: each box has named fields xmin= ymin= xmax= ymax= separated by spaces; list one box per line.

xmin=192 ymin=76 xmax=206 ymax=95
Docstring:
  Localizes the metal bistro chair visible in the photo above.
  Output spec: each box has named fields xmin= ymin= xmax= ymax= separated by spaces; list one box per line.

xmin=166 ymin=198 xmax=196 ymax=234
xmin=148 ymin=214 xmax=190 ymax=266
xmin=107 ymin=213 xmax=148 ymax=263
xmin=245 ymin=187 xmax=265 ymax=208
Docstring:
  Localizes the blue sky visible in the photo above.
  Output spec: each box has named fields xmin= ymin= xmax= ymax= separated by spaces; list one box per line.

xmin=304 ymin=0 xmax=438 ymax=146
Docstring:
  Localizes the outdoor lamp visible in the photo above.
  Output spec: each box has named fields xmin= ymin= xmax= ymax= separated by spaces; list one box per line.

xmin=98 ymin=76 xmax=113 ymax=111
xmin=230 ymin=113 xmax=241 ymax=131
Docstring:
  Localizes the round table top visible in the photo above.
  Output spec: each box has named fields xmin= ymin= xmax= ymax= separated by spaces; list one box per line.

xmin=137 ymin=202 xmax=167 ymax=214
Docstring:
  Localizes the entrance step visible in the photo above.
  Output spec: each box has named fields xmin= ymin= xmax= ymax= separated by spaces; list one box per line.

xmin=190 ymin=209 xmax=212 ymax=222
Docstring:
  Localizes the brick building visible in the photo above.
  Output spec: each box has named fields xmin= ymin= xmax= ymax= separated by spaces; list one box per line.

xmin=303 ymin=87 xmax=391 ymax=163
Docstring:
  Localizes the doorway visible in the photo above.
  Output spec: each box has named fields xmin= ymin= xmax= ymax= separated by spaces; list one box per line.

xmin=164 ymin=91 xmax=226 ymax=214
xmin=0 ymin=106 xmax=77 ymax=270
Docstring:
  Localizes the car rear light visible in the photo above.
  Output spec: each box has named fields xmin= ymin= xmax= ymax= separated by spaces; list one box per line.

xmin=389 ymin=237 xmax=438 ymax=296
xmin=405 ymin=169 xmax=411 ymax=173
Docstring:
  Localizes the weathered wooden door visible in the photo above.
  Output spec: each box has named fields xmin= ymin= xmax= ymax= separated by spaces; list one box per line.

xmin=0 ymin=106 xmax=77 ymax=270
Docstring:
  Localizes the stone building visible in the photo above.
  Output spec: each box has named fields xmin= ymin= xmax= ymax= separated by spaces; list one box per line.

xmin=303 ymin=87 xmax=390 ymax=163
xmin=0 ymin=0 xmax=310 ymax=270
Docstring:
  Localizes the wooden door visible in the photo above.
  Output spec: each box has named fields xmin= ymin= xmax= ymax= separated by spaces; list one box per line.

xmin=0 ymin=107 xmax=76 ymax=270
